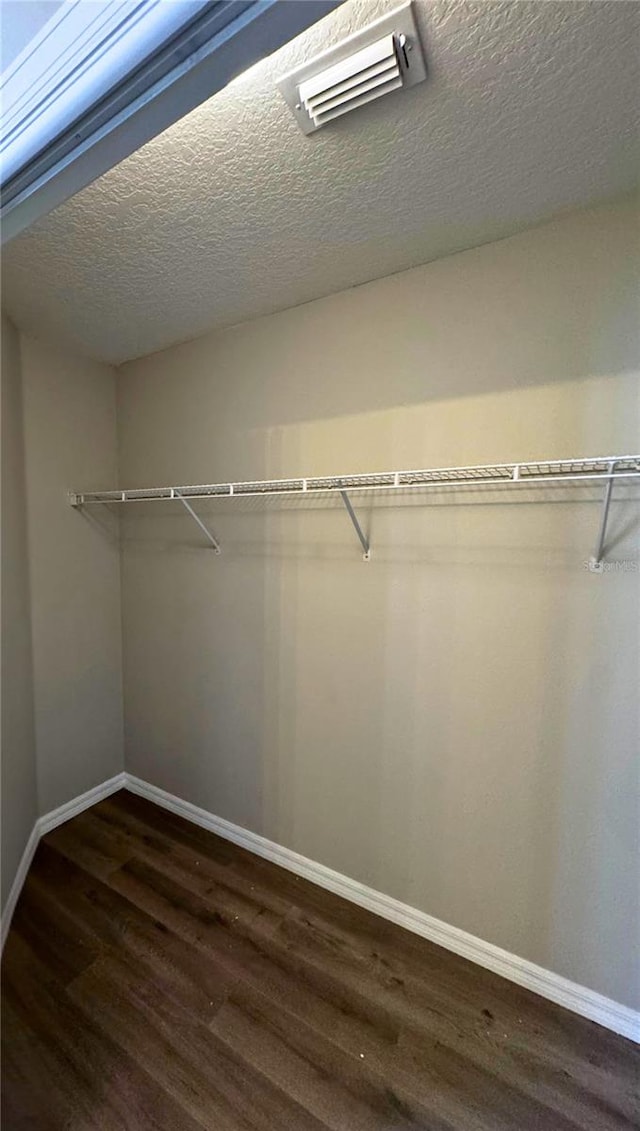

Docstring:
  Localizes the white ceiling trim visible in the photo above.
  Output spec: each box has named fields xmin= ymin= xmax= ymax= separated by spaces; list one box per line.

xmin=1 ymin=1 xmax=206 ymax=182
xmin=1 ymin=0 xmax=341 ymax=242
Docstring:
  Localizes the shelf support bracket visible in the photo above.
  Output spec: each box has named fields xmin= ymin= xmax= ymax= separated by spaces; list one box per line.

xmin=174 ymin=491 xmax=221 ymax=554
xmin=339 ymin=488 xmax=370 ymax=561
xmin=589 ymin=462 xmax=616 ymax=573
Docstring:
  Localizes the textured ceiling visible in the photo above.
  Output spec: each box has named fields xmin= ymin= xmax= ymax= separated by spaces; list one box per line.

xmin=2 ymin=0 xmax=639 ymax=365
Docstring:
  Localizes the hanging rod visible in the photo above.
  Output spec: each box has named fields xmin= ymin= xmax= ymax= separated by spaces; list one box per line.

xmin=69 ymin=454 xmax=640 ymax=564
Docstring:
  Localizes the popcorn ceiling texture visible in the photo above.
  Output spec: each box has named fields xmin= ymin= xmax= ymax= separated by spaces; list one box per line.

xmin=2 ymin=0 xmax=639 ymax=364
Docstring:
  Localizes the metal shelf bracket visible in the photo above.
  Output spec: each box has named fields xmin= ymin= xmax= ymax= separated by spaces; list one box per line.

xmin=174 ymin=490 xmax=221 ymax=554
xmin=339 ymin=487 xmax=370 ymax=561
xmin=588 ymin=461 xmax=616 ymax=573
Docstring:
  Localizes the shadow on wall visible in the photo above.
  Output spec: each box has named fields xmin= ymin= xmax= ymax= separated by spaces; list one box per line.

xmin=117 ymin=476 xmax=640 ymax=1010
xmin=115 ymin=200 xmax=640 ymax=1008
xmin=117 ymin=199 xmax=640 ymax=457
xmin=115 ymin=408 xmax=639 ymax=1006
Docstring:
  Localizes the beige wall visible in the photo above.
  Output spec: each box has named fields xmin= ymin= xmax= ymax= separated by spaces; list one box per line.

xmin=1 ymin=313 xmax=38 ymax=911
xmin=118 ymin=197 xmax=638 ymax=1010
xmin=20 ymin=333 xmax=123 ymax=812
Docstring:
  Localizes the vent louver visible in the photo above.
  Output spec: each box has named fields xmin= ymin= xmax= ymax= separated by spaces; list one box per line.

xmin=298 ymin=35 xmax=403 ymax=128
xmin=278 ymin=2 xmax=426 ymax=135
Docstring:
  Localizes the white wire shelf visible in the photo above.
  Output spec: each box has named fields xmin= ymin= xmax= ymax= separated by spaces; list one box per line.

xmin=69 ymin=454 xmax=640 ymax=566
xmin=69 ymin=455 xmax=640 ymax=506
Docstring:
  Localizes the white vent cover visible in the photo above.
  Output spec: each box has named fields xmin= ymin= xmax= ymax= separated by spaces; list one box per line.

xmin=278 ymin=2 xmax=427 ymax=135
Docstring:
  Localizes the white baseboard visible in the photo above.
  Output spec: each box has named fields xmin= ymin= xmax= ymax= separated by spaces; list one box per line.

xmin=2 ymin=769 xmax=638 ymax=1043
xmin=124 ymin=772 xmax=640 ymax=1044
xmin=0 ymin=822 xmax=40 ymax=951
xmin=1 ymin=772 xmax=126 ymax=950
xmin=38 ymin=772 xmax=126 ymax=835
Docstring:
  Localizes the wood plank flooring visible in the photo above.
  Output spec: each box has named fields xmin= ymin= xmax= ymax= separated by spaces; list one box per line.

xmin=2 ymin=790 xmax=638 ymax=1130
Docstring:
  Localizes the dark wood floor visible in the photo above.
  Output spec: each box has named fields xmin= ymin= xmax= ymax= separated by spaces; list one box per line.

xmin=2 ymin=791 xmax=638 ymax=1130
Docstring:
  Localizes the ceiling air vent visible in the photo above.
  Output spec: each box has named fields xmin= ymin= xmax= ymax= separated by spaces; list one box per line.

xmin=278 ymin=2 xmax=426 ymax=135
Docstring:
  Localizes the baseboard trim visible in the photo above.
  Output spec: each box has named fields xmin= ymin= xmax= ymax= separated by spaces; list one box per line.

xmin=38 ymin=772 xmax=126 ymax=836
xmin=1 ymin=772 xmax=126 ymax=951
xmin=0 ymin=823 xmax=40 ymax=951
xmin=2 ymin=769 xmax=638 ymax=1043
xmin=124 ymin=772 xmax=640 ymax=1043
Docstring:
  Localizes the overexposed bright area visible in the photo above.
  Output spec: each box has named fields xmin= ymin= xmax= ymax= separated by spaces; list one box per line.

xmin=1 ymin=0 xmax=203 ymax=182
xmin=0 ymin=0 xmax=339 ymax=240
xmin=1 ymin=0 xmax=62 ymax=69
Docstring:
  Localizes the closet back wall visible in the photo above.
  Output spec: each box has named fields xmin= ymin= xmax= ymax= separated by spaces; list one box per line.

xmin=117 ymin=197 xmax=640 ymax=1010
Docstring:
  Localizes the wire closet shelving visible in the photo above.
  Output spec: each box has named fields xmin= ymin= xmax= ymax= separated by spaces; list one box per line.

xmin=70 ymin=454 xmax=640 ymax=569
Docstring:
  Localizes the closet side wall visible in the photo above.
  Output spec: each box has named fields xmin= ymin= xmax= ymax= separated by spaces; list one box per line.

xmin=19 ymin=333 xmax=124 ymax=812
xmin=1 ymin=313 xmax=38 ymax=911
xmin=117 ymin=197 xmax=640 ymax=1009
